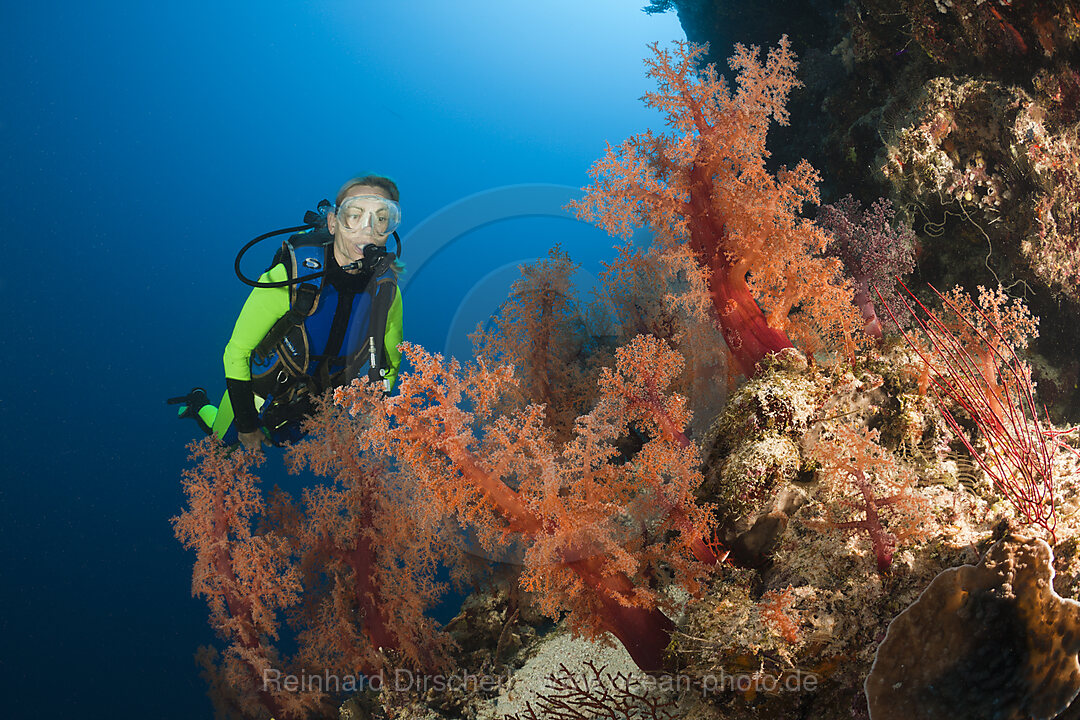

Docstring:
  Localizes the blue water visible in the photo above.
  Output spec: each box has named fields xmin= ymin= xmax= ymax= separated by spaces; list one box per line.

xmin=0 ymin=3 xmax=684 ymax=718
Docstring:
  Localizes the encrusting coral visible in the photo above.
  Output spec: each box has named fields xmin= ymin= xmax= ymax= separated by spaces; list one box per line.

xmin=865 ymin=534 xmax=1080 ymax=720
xmin=668 ymin=326 xmax=1080 ymax=718
xmin=879 ymin=73 xmax=1080 ymax=305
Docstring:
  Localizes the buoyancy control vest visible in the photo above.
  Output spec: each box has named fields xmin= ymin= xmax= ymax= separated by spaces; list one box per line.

xmin=249 ymin=228 xmax=399 ymax=429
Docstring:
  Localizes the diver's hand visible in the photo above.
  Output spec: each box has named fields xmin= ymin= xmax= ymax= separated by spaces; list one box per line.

xmin=238 ymin=430 xmax=267 ymax=452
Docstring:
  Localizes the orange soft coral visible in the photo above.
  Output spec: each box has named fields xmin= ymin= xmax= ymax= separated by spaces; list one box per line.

xmin=172 ymin=438 xmax=319 ymax=719
xmin=758 ymin=586 xmax=800 ymax=644
xmin=806 ymin=423 xmax=930 ymax=573
xmin=335 ymin=335 xmax=717 ymax=672
xmin=175 ymin=407 xmax=460 ymax=717
xmin=470 ymin=247 xmax=598 ymax=443
xmin=571 ymin=40 xmax=862 ymax=376
xmin=287 ymin=399 xmax=458 ymax=676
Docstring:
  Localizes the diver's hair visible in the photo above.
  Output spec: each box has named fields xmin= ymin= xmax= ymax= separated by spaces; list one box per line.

xmin=336 ymin=174 xmax=400 ymax=205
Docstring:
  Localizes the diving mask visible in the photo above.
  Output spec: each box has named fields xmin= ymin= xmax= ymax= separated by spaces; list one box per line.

xmin=335 ymin=195 xmax=401 ymax=236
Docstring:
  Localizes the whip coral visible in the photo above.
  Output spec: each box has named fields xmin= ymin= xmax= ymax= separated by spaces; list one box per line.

xmin=886 ymin=281 xmax=1079 ymax=543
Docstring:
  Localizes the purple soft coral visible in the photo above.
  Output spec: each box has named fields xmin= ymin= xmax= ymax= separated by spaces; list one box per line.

xmin=818 ymin=196 xmax=917 ymax=337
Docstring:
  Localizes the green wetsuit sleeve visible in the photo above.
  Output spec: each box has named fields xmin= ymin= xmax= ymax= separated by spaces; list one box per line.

xmin=382 ymin=286 xmax=403 ymax=391
xmin=223 ymin=264 xmax=291 ymax=381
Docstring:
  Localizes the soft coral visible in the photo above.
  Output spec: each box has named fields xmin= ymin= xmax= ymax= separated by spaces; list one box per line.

xmin=172 ymin=439 xmax=320 ymax=719
xmin=335 ymin=335 xmax=717 ymax=672
xmin=805 ymin=423 xmax=930 ymax=573
xmin=571 ymin=39 xmax=862 ymax=376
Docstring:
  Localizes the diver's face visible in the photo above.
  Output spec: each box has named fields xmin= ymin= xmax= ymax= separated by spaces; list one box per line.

xmin=328 ymin=185 xmax=390 ymax=268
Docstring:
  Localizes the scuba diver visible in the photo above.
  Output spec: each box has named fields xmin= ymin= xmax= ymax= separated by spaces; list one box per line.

xmin=170 ymin=174 xmax=404 ymax=451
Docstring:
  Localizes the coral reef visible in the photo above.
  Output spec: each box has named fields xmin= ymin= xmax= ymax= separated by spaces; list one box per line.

xmin=698 ymin=349 xmax=822 ymax=566
xmin=174 ymin=28 xmax=1080 ymax=719
xmin=669 ymin=338 xmax=1080 ymax=719
xmin=876 ymin=74 xmax=1080 ymax=302
xmin=653 ymin=0 xmax=1080 ymax=416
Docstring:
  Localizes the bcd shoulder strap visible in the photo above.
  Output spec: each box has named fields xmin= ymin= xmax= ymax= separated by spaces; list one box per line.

xmin=251 ymin=238 xmax=326 ymax=366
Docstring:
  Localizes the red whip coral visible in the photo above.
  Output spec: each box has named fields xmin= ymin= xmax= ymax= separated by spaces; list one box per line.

xmin=571 ymin=39 xmax=863 ymax=376
xmin=334 ymin=335 xmax=717 ymax=672
xmin=886 ymin=282 xmax=1079 ymax=543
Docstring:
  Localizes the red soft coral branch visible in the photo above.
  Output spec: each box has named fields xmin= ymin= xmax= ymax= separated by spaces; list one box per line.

xmin=808 ymin=424 xmax=928 ymax=573
xmin=470 ymin=248 xmax=594 ymax=443
xmin=295 ymin=486 xmax=397 ymax=672
xmin=288 ymin=422 xmax=399 ymax=671
xmin=820 ymin=467 xmax=897 ymax=573
xmin=352 ymin=389 xmax=670 ymax=669
xmin=175 ymin=405 xmax=459 ymax=716
xmin=683 ymin=153 xmax=796 ymax=375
